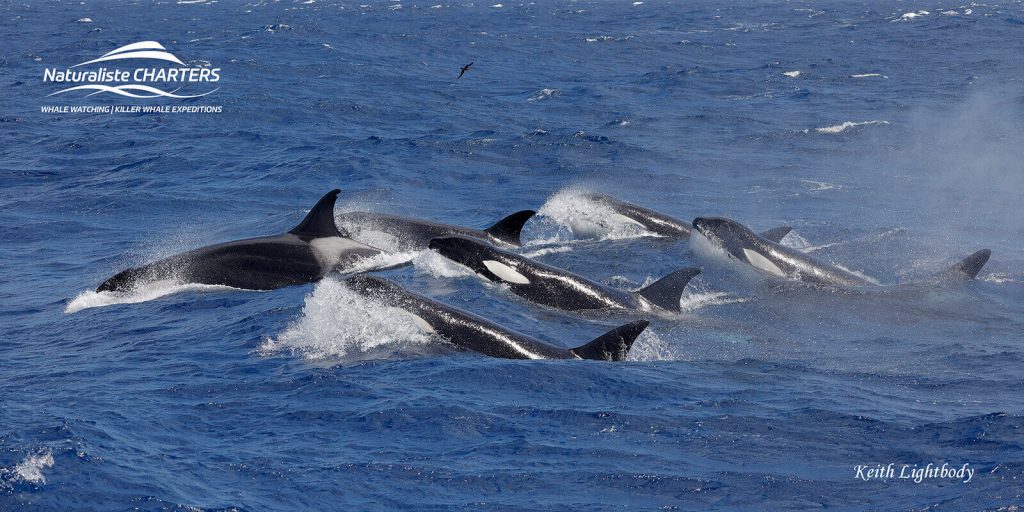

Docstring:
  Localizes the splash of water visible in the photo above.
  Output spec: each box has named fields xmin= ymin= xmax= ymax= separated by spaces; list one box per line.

xmin=345 ymin=250 xmax=420 ymax=274
xmin=65 ymin=280 xmax=243 ymax=313
xmin=410 ymin=250 xmax=478 ymax=278
xmin=814 ymin=120 xmax=889 ymax=134
xmin=678 ymin=276 xmax=749 ymax=312
xmin=1 ymin=449 xmax=55 ymax=488
xmin=258 ymin=278 xmax=432 ymax=362
xmin=536 ymin=187 xmax=656 ymax=241
xmin=627 ymin=329 xmax=685 ymax=361
xmin=340 ymin=226 xmax=406 ymax=253
xmin=982 ymin=273 xmax=1018 ymax=284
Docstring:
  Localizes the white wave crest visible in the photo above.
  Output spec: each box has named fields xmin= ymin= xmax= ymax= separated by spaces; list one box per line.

xmin=896 ymin=10 xmax=929 ymax=21
xmin=527 ymin=88 xmax=559 ymax=101
xmin=801 ymin=179 xmax=841 ymax=191
xmin=1 ymin=449 xmax=55 ymax=487
xmin=982 ymin=273 xmax=1018 ymax=284
xmin=258 ymin=278 xmax=431 ymax=362
xmin=536 ymin=188 xmax=655 ymax=241
xmin=814 ymin=120 xmax=889 ymax=134
xmin=65 ymin=280 xmax=242 ymax=313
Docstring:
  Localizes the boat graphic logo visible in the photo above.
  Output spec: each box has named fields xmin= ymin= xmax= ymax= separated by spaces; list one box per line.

xmin=43 ymin=41 xmax=220 ymax=99
xmin=72 ymin=41 xmax=186 ymax=68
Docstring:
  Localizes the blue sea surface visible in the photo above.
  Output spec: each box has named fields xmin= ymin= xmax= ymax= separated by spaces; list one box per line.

xmin=2 ymin=0 xmax=1024 ymax=509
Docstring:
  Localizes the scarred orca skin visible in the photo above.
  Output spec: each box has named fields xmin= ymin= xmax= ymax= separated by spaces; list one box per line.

xmin=429 ymin=235 xmax=700 ymax=313
xmin=337 ymin=209 xmax=536 ymax=250
xmin=583 ymin=192 xmax=792 ymax=242
xmin=97 ymin=190 xmax=385 ymax=292
xmin=691 ymin=216 xmax=991 ymax=287
xmin=343 ymin=274 xmax=649 ymax=361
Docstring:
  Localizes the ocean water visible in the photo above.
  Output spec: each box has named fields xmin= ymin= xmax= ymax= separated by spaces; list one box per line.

xmin=2 ymin=0 xmax=1024 ymax=509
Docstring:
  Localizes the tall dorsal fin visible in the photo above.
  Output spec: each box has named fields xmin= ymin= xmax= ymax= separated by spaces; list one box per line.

xmin=634 ymin=267 xmax=701 ymax=313
xmin=289 ymin=189 xmax=343 ymax=238
xmin=949 ymin=249 xmax=991 ymax=279
xmin=485 ymin=210 xmax=536 ymax=246
xmin=759 ymin=226 xmax=793 ymax=243
xmin=571 ymin=320 xmax=649 ymax=361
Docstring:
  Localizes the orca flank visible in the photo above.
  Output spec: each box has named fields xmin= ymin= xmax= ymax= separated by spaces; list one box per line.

xmin=429 ymin=235 xmax=699 ymax=313
xmin=342 ymin=274 xmax=647 ymax=361
xmin=580 ymin=193 xmax=792 ymax=242
xmin=691 ymin=216 xmax=992 ymax=288
xmin=96 ymin=190 xmax=385 ymax=293
xmin=337 ymin=209 xmax=536 ymax=251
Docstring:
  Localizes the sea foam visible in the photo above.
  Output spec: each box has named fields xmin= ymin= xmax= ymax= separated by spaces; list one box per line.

xmin=65 ymin=280 xmax=243 ymax=313
xmin=259 ymin=278 xmax=432 ymax=362
xmin=1 ymin=449 xmax=55 ymax=488
xmin=814 ymin=120 xmax=889 ymax=134
xmin=536 ymin=188 xmax=658 ymax=241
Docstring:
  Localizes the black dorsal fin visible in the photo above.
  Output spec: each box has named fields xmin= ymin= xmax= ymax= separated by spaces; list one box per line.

xmin=289 ymin=189 xmax=343 ymax=238
xmin=759 ymin=226 xmax=793 ymax=243
xmin=571 ymin=320 xmax=649 ymax=361
xmin=634 ymin=267 xmax=701 ymax=313
xmin=485 ymin=210 xmax=536 ymax=246
xmin=950 ymin=249 xmax=991 ymax=279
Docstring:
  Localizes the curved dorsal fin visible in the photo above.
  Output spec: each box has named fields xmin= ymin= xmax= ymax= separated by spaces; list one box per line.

xmin=759 ymin=226 xmax=793 ymax=243
xmin=571 ymin=320 xmax=649 ymax=361
xmin=485 ymin=210 xmax=536 ymax=246
xmin=949 ymin=249 xmax=991 ymax=279
xmin=289 ymin=189 xmax=343 ymax=238
xmin=634 ymin=267 xmax=701 ymax=313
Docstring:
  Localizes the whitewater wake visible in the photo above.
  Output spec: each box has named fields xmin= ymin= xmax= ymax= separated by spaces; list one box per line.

xmin=535 ymin=187 xmax=659 ymax=241
xmin=258 ymin=278 xmax=433 ymax=363
xmin=65 ymin=280 xmax=244 ymax=313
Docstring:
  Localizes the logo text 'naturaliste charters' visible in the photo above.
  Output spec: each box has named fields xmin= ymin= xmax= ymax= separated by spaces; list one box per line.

xmin=43 ymin=41 xmax=220 ymax=99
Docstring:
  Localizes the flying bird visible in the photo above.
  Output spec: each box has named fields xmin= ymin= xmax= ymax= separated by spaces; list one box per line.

xmin=458 ymin=62 xmax=473 ymax=79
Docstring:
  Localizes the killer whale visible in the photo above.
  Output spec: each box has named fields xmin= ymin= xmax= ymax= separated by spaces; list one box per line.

xmin=691 ymin=216 xmax=991 ymax=287
xmin=337 ymin=209 xmax=536 ymax=251
xmin=343 ymin=274 xmax=648 ymax=360
xmin=97 ymin=190 xmax=386 ymax=292
xmin=582 ymin=192 xmax=792 ymax=242
xmin=429 ymin=235 xmax=700 ymax=313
